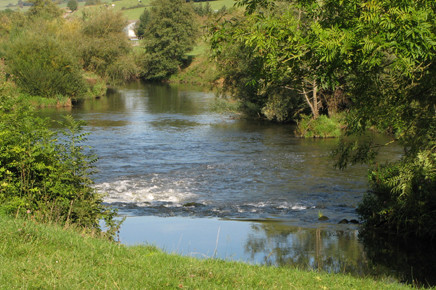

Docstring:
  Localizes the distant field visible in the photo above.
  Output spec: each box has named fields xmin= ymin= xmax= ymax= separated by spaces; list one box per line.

xmin=113 ymin=0 xmax=237 ymax=21
xmin=1 ymin=0 xmax=236 ymax=20
xmin=111 ymin=0 xmax=237 ymax=21
xmin=0 ymin=0 xmax=21 ymax=10
xmin=197 ymin=0 xmax=236 ymax=11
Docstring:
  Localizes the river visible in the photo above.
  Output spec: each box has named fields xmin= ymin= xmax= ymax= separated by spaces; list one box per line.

xmin=39 ymin=82 xmax=435 ymax=286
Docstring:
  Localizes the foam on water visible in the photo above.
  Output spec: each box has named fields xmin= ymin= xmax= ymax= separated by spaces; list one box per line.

xmin=95 ymin=175 xmax=323 ymax=221
xmin=95 ymin=176 xmax=197 ymax=206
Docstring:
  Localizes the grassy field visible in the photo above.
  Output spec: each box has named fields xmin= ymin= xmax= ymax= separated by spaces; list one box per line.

xmin=0 ymin=0 xmax=236 ymax=20
xmin=0 ymin=0 xmax=22 ymax=10
xmin=105 ymin=0 xmax=236 ymax=20
xmin=0 ymin=214 xmax=416 ymax=289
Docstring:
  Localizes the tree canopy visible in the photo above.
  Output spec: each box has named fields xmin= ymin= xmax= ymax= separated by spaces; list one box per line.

xmin=140 ymin=0 xmax=198 ymax=81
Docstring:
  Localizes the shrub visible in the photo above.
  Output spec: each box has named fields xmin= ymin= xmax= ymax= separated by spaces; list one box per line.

xmin=106 ymin=53 xmax=140 ymax=85
xmin=4 ymin=25 xmax=86 ymax=99
xmin=79 ymin=9 xmax=132 ymax=81
xmin=67 ymin=0 xmax=78 ymax=11
xmin=357 ymin=150 xmax=436 ymax=240
xmin=0 ymin=95 xmax=119 ymax=238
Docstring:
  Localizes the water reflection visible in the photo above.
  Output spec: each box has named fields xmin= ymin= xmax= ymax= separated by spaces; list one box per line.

xmin=243 ymin=221 xmax=371 ymax=275
xmin=143 ymin=83 xmax=203 ymax=115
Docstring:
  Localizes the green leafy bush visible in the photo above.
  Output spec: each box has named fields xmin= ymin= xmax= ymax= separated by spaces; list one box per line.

xmin=0 ymin=95 xmax=119 ymax=237
xmin=67 ymin=0 xmax=78 ymax=11
xmin=4 ymin=23 xmax=85 ymax=99
xmin=79 ymin=8 xmax=133 ymax=82
xmin=358 ymin=150 xmax=436 ymax=240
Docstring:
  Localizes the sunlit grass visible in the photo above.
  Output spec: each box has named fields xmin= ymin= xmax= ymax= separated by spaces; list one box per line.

xmin=0 ymin=214 xmax=413 ymax=289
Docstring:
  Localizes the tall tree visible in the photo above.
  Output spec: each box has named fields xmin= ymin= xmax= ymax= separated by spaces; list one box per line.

xmin=141 ymin=0 xmax=197 ymax=81
xmin=135 ymin=8 xmax=150 ymax=39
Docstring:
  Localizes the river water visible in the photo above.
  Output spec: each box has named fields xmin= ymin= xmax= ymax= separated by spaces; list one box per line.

xmin=39 ymin=83 xmax=435 ymax=285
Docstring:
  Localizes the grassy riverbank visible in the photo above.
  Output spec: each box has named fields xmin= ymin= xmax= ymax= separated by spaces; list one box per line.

xmin=0 ymin=214 xmax=413 ymax=289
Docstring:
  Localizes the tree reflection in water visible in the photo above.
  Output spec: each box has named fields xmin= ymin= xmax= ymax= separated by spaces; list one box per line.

xmin=243 ymin=221 xmax=435 ymax=286
xmin=244 ymin=222 xmax=371 ymax=275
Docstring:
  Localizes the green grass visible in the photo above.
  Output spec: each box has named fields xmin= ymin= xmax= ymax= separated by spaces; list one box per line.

xmin=17 ymin=94 xmax=72 ymax=108
xmin=0 ymin=214 xmax=415 ymax=289
xmin=187 ymin=42 xmax=208 ymax=57
xmin=195 ymin=0 xmax=236 ymax=11
xmin=81 ymin=0 xmax=237 ymax=21
xmin=296 ymin=114 xmax=344 ymax=138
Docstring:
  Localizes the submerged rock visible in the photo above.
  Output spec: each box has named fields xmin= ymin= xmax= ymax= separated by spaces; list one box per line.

xmin=349 ymin=219 xmax=359 ymax=224
xmin=318 ymin=215 xmax=329 ymax=221
xmin=183 ymin=202 xmax=204 ymax=207
xmin=339 ymin=219 xmax=349 ymax=224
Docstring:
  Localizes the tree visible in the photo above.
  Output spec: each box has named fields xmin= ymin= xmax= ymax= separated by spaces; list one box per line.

xmin=336 ymin=0 xmax=436 ymax=240
xmin=67 ymin=0 xmax=78 ymax=12
xmin=27 ymin=0 xmax=62 ymax=19
xmin=135 ymin=8 xmax=150 ymax=39
xmin=211 ymin=1 xmax=356 ymax=121
xmin=141 ymin=0 xmax=197 ymax=81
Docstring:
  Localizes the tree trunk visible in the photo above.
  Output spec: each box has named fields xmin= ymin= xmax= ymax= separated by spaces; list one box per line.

xmin=302 ymin=80 xmax=320 ymax=119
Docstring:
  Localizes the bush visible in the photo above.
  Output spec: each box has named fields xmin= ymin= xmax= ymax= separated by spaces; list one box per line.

xmin=67 ymin=0 xmax=78 ymax=11
xmin=357 ymin=150 xmax=436 ymax=240
xmin=106 ymin=53 xmax=139 ymax=84
xmin=79 ymin=9 xmax=132 ymax=81
xmin=4 ymin=24 xmax=86 ymax=99
xmin=0 ymin=95 xmax=119 ymax=237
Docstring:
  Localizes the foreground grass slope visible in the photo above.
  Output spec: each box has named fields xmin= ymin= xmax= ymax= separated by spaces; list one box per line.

xmin=0 ymin=215 xmax=412 ymax=289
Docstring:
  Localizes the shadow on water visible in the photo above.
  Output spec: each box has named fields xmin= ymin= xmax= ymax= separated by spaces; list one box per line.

xmin=359 ymin=229 xmax=436 ymax=287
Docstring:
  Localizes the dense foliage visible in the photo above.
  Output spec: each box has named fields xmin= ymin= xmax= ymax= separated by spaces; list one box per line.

xmin=140 ymin=0 xmax=198 ymax=81
xmin=79 ymin=8 xmax=134 ymax=82
xmin=0 ymin=5 xmax=136 ymax=101
xmin=135 ymin=8 xmax=150 ymax=39
xmin=4 ymin=20 xmax=85 ymax=99
xmin=210 ymin=1 xmax=352 ymax=121
xmin=0 ymin=94 xmax=119 ymax=237
xmin=67 ymin=0 xmax=78 ymax=12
